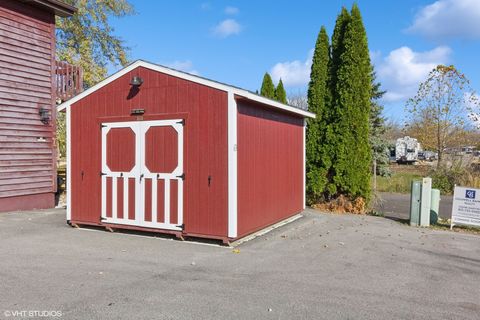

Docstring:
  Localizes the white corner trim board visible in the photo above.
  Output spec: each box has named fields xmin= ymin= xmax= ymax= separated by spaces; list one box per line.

xmin=227 ymin=91 xmax=238 ymax=238
xmin=56 ymin=60 xmax=315 ymax=119
xmin=303 ymin=119 xmax=306 ymax=210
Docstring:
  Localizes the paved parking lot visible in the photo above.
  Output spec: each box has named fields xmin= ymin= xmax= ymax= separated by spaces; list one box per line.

xmin=1 ymin=208 xmax=479 ymax=319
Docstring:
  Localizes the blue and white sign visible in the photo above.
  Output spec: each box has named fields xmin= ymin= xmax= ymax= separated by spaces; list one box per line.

xmin=465 ymin=189 xmax=476 ymax=199
xmin=451 ymin=186 xmax=480 ymax=228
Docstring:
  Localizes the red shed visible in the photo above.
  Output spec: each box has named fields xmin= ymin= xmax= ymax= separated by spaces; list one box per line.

xmin=58 ymin=60 xmax=314 ymax=242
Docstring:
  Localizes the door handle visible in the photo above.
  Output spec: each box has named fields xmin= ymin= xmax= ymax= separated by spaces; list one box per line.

xmin=139 ymin=173 xmax=144 ymax=183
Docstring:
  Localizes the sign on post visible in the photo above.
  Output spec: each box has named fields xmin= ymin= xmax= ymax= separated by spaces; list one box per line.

xmin=451 ymin=186 xmax=480 ymax=229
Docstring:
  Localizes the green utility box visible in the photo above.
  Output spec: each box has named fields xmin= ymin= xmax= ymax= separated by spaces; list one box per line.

xmin=430 ymin=188 xmax=440 ymax=224
xmin=420 ymin=178 xmax=432 ymax=227
xmin=410 ymin=180 xmax=422 ymax=226
xmin=410 ymin=178 xmax=440 ymax=226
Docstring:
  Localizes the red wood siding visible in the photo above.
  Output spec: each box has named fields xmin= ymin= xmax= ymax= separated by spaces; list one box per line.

xmin=70 ymin=67 xmax=228 ymax=238
xmin=145 ymin=126 xmax=178 ymax=173
xmin=237 ymin=100 xmax=304 ymax=238
xmin=0 ymin=0 xmax=56 ymax=210
xmin=106 ymin=128 xmax=136 ymax=172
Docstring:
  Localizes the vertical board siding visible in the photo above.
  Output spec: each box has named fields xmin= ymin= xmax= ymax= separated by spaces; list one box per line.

xmin=237 ymin=101 xmax=304 ymax=238
xmin=71 ymin=67 xmax=228 ymax=237
xmin=0 ymin=0 xmax=56 ymax=206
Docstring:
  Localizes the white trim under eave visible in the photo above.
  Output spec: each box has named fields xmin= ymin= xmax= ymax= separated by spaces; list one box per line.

xmin=227 ymin=91 xmax=238 ymax=238
xmin=57 ymin=60 xmax=315 ymax=119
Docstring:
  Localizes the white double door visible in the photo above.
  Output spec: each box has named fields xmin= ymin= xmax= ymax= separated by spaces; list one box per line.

xmin=100 ymin=119 xmax=184 ymax=231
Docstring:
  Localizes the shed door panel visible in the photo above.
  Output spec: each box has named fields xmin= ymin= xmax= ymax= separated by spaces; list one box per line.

xmin=106 ymin=128 xmax=136 ymax=172
xmin=101 ymin=122 xmax=140 ymax=225
xmin=145 ymin=126 xmax=178 ymax=173
xmin=100 ymin=120 xmax=184 ymax=231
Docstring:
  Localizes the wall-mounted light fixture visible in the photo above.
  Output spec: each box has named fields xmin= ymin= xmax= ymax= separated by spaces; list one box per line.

xmin=130 ymin=75 xmax=143 ymax=87
xmin=39 ymin=107 xmax=51 ymax=124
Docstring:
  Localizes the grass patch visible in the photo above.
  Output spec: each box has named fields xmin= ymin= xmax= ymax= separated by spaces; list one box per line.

xmin=375 ymin=171 xmax=423 ymax=193
xmin=431 ymin=218 xmax=480 ymax=235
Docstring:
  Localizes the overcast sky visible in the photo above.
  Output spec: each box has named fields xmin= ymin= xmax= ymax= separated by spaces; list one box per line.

xmin=109 ymin=0 xmax=480 ymax=122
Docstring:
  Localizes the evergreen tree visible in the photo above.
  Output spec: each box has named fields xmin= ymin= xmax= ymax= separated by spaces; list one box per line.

xmin=329 ymin=7 xmax=350 ymax=98
xmin=324 ymin=7 xmax=351 ymax=197
xmin=331 ymin=4 xmax=372 ymax=200
xmin=369 ymin=69 xmax=390 ymax=177
xmin=306 ymin=26 xmax=331 ymax=203
xmin=260 ymin=73 xmax=275 ymax=99
xmin=275 ymin=79 xmax=287 ymax=104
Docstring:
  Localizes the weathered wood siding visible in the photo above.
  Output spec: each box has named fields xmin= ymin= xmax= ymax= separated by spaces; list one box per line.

xmin=0 ymin=0 xmax=56 ymax=210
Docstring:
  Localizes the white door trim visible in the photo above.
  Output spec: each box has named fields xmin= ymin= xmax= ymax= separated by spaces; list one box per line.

xmin=100 ymin=119 xmax=184 ymax=231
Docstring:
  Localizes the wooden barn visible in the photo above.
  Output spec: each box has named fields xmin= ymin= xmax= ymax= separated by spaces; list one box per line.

xmin=58 ymin=60 xmax=314 ymax=243
xmin=0 ymin=0 xmax=79 ymax=212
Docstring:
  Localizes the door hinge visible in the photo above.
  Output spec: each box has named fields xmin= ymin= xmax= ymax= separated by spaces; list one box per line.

xmin=177 ymin=119 xmax=185 ymax=126
xmin=100 ymin=124 xmax=107 ymax=129
xmin=100 ymin=217 xmax=106 ymax=221
xmin=100 ymin=172 xmax=107 ymax=176
xmin=176 ymin=173 xmax=185 ymax=180
xmin=176 ymin=223 xmax=185 ymax=230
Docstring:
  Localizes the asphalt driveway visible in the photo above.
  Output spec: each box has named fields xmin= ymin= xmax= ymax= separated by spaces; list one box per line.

xmin=1 ymin=208 xmax=479 ymax=319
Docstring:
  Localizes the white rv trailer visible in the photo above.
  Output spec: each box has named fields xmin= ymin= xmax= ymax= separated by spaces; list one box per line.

xmin=395 ymin=136 xmax=422 ymax=164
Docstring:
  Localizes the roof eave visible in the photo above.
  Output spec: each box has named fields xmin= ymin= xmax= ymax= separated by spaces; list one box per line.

xmin=25 ymin=0 xmax=76 ymax=17
xmin=57 ymin=60 xmax=316 ymax=119
xmin=233 ymin=92 xmax=315 ymax=118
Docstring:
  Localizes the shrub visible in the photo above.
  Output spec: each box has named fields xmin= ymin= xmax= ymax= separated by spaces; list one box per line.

xmin=430 ymin=161 xmax=480 ymax=194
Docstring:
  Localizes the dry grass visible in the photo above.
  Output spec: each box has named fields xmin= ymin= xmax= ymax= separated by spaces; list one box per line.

xmin=312 ymin=195 xmax=367 ymax=214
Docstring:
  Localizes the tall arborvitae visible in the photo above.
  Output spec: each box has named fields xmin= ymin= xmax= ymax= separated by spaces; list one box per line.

xmin=331 ymin=3 xmax=372 ymax=199
xmin=260 ymin=73 xmax=275 ymax=99
xmin=275 ymin=79 xmax=287 ymax=104
xmin=306 ymin=26 xmax=331 ymax=203
xmin=325 ymin=7 xmax=351 ymax=197
xmin=370 ymin=69 xmax=390 ymax=177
